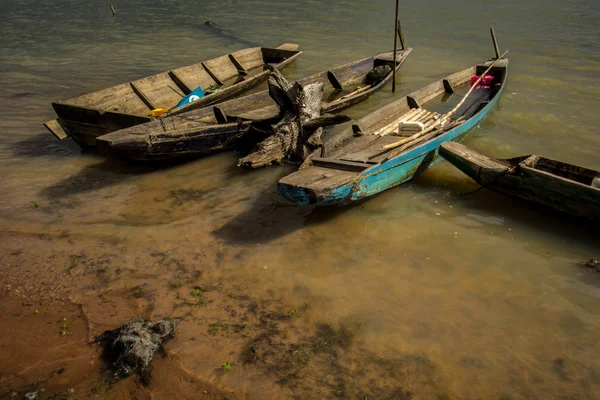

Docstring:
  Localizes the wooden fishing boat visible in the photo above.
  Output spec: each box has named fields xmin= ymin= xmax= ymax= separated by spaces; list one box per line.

xmin=44 ymin=44 xmax=302 ymax=148
xmin=439 ymin=142 xmax=600 ymax=221
xmin=278 ymin=56 xmax=508 ymax=206
xmin=95 ymin=48 xmax=413 ymax=160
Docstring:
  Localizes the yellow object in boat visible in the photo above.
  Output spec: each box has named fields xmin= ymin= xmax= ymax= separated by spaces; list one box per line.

xmin=149 ymin=108 xmax=169 ymax=117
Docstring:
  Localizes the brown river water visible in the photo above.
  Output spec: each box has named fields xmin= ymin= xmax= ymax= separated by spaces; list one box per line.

xmin=1 ymin=0 xmax=599 ymax=399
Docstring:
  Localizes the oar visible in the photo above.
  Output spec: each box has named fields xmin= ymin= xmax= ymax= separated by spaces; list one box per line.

xmin=380 ymin=50 xmax=508 ymax=152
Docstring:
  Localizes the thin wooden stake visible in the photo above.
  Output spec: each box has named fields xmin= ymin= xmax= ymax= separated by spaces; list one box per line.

xmin=490 ymin=26 xmax=500 ymax=59
xmin=110 ymin=1 xmax=116 ymax=16
xmin=397 ymin=19 xmax=406 ymax=51
xmin=392 ymin=0 xmax=400 ymax=93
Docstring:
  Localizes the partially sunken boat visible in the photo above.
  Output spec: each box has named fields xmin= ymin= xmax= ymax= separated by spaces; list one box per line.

xmin=278 ymin=56 xmax=508 ymax=206
xmin=95 ymin=48 xmax=413 ymax=160
xmin=44 ymin=44 xmax=302 ymax=148
xmin=439 ymin=142 xmax=600 ymax=221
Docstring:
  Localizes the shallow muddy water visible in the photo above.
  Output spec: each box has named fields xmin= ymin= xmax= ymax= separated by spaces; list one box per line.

xmin=1 ymin=0 xmax=599 ymax=399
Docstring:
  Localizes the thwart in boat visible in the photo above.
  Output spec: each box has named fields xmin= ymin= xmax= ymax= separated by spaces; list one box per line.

xmin=94 ymin=48 xmax=413 ymax=161
xmin=44 ymin=44 xmax=302 ymax=148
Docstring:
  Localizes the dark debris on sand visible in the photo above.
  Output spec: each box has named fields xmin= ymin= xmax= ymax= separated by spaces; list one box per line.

xmin=582 ymin=259 xmax=600 ymax=272
xmin=93 ymin=318 xmax=179 ymax=386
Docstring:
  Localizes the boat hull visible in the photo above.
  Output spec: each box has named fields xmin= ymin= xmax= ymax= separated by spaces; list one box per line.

xmin=278 ymin=59 xmax=508 ymax=206
xmin=97 ymin=49 xmax=412 ymax=160
xmin=439 ymin=142 xmax=600 ymax=221
xmin=44 ymin=45 xmax=302 ymax=148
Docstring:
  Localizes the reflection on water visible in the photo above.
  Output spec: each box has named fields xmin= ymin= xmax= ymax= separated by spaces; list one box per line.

xmin=1 ymin=0 xmax=599 ymax=398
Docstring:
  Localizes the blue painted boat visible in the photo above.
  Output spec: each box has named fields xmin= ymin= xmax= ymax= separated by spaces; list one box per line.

xmin=278 ymin=57 xmax=508 ymax=206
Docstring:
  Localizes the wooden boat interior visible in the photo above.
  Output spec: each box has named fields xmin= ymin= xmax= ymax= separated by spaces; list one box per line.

xmin=53 ymin=45 xmax=301 ymax=118
xmin=504 ymin=155 xmax=600 ymax=188
xmin=223 ymin=49 xmax=412 ymax=121
xmin=311 ymin=59 xmax=508 ymax=170
xmin=110 ymin=50 xmax=412 ymax=138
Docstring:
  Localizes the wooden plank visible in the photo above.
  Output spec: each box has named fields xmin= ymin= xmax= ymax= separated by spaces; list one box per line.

xmin=276 ymin=43 xmax=299 ymax=51
xmin=234 ymin=104 xmax=279 ymax=121
xmin=168 ymin=70 xmax=192 ymax=95
xmin=228 ymin=53 xmax=248 ymax=76
xmin=532 ymin=157 xmax=598 ymax=184
xmin=129 ymin=82 xmax=155 ymax=110
xmin=44 ymin=119 xmax=68 ymax=139
xmin=340 ymin=136 xmax=400 ymax=163
xmin=66 ymin=82 xmax=149 ymax=116
xmin=392 ymin=2 xmax=399 ymax=92
xmin=443 ymin=79 xmax=454 ymax=94
xmin=173 ymin=64 xmax=217 ymax=93
xmin=407 ymin=96 xmax=420 ymax=109
xmin=52 ymin=102 xmax=151 ymax=126
xmin=202 ymin=62 xmax=224 ymax=86
xmin=397 ymin=19 xmax=407 ymax=51
xmin=326 ymin=134 xmax=378 ymax=158
xmin=490 ymin=26 xmax=500 ymax=59
xmin=213 ymin=106 xmax=228 ymax=123
xmin=312 ymin=157 xmax=370 ymax=172
xmin=230 ymin=47 xmax=264 ymax=70
xmin=133 ymin=73 xmax=187 ymax=111
xmin=327 ymin=71 xmax=343 ymax=91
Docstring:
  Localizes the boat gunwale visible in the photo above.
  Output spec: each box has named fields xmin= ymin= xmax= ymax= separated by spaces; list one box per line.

xmin=95 ymin=49 xmax=414 ymax=156
xmin=360 ymin=59 xmax=508 ymax=178
xmin=278 ymin=57 xmax=509 ymax=205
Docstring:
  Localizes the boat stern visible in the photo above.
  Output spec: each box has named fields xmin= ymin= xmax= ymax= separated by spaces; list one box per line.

xmin=278 ymin=166 xmax=357 ymax=206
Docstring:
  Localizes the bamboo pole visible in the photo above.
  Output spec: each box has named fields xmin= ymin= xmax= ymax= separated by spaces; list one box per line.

xmin=110 ymin=1 xmax=116 ymax=16
xmin=392 ymin=0 xmax=400 ymax=92
xmin=380 ymin=50 xmax=508 ymax=151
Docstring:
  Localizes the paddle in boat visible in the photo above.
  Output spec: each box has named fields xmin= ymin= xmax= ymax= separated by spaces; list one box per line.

xmin=278 ymin=50 xmax=508 ymax=206
xmin=439 ymin=142 xmax=600 ymax=221
xmin=44 ymin=44 xmax=302 ymax=148
xmin=95 ymin=48 xmax=413 ymax=160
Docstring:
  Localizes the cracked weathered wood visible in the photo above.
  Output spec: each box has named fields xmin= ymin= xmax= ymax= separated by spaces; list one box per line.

xmin=237 ymin=68 xmax=324 ymax=168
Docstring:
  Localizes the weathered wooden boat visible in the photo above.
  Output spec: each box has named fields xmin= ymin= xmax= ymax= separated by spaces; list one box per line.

xmin=439 ymin=142 xmax=600 ymax=221
xmin=44 ymin=44 xmax=302 ymax=148
xmin=278 ymin=56 xmax=508 ymax=206
xmin=95 ymin=48 xmax=413 ymax=160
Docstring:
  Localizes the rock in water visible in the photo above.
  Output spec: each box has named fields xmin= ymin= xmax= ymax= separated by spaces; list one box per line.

xmin=93 ymin=318 xmax=179 ymax=385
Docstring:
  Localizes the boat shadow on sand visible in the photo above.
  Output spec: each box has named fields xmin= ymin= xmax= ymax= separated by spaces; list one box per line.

xmin=11 ymin=132 xmax=80 ymax=159
xmin=38 ymin=157 xmax=189 ymax=210
xmin=212 ymin=177 xmax=365 ymax=245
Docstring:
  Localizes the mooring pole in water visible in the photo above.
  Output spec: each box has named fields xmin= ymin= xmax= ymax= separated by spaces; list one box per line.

xmin=392 ymin=0 xmax=400 ymax=92
xmin=110 ymin=1 xmax=116 ymax=16
xmin=490 ymin=26 xmax=500 ymax=59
